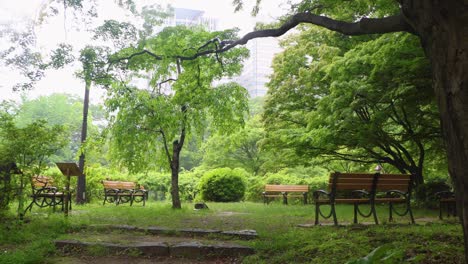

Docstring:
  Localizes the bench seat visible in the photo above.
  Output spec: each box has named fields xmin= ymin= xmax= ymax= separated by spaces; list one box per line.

xmin=25 ymin=175 xmax=71 ymax=212
xmin=102 ymin=180 xmax=147 ymax=206
xmin=263 ymin=184 xmax=309 ymax=205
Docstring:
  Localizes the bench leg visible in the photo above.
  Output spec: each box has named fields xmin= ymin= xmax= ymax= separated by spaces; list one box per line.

xmin=353 ymin=203 xmax=358 ymax=224
xmin=439 ymin=201 xmax=443 ymax=220
xmin=371 ymin=202 xmax=379 ymax=225
xmin=52 ymin=197 xmax=57 ymax=212
xmin=331 ymin=203 xmax=338 ymax=226
xmin=389 ymin=202 xmax=393 ymax=222
xmin=282 ymin=192 xmax=288 ymax=205
xmin=314 ymin=203 xmax=320 ymax=225
xmin=408 ymin=202 xmax=415 ymax=224
xmin=303 ymin=193 xmax=308 ymax=205
xmin=68 ymin=195 xmax=72 ymax=211
xmin=25 ymin=200 xmax=34 ymax=212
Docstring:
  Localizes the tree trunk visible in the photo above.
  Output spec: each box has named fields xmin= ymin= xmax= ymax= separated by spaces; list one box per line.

xmin=170 ymin=148 xmax=182 ymax=209
xmin=76 ymin=80 xmax=90 ymax=204
xmin=402 ymin=0 xmax=468 ymax=261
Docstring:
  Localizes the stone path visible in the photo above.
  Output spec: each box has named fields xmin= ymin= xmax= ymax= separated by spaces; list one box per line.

xmin=54 ymin=225 xmax=257 ymax=262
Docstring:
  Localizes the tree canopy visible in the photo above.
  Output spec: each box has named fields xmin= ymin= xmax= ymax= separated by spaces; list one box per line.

xmin=106 ymin=25 xmax=249 ymax=208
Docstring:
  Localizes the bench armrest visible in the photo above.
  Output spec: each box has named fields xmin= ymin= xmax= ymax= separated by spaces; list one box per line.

xmin=351 ymin=190 xmax=370 ymax=198
xmin=105 ymin=188 xmax=120 ymax=193
xmin=313 ymin=190 xmax=330 ymax=199
xmin=435 ymin=191 xmax=455 ymax=198
xmin=385 ymin=190 xmax=408 ymax=197
xmin=38 ymin=186 xmax=58 ymax=193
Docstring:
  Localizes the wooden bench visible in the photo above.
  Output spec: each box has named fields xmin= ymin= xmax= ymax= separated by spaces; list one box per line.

xmin=313 ymin=172 xmax=414 ymax=225
xmin=435 ymin=191 xmax=456 ymax=219
xmin=263 ymin=184 xmax=309 ymax=205
xmin=25 ymin=175 xmax=71 ymax=212
xmin=102 ymin=180 xmax=147 ymax=206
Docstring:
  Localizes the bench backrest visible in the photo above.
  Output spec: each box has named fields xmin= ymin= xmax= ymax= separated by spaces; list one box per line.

xmin=329 ymin=173 xmax=376 ymax=192
xmin=32 ymin=175 xmax=54 ymax=188
xmin=265 ymin=184 xmax=309 ymax=193
xmin=328 ymin=172 xmax=412 ymax=193
xmin=102 ymin=180 xmax=136 ymax=190
xmin=375 ymin=173 xmax=412 ymax=192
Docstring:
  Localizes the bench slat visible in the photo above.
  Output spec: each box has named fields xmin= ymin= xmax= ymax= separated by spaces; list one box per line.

xmin=265 ymin=185 xmax=309 ymax=192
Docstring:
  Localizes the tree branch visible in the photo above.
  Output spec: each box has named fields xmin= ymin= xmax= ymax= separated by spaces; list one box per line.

xmin=219 ymin=13 xmax=413 ymax=51
xmin=108 ymin=13 xmax=412 ymax=67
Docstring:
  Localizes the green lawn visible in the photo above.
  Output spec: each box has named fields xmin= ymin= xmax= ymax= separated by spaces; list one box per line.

xmin=0 ymin=201 xmax=463 ymax=263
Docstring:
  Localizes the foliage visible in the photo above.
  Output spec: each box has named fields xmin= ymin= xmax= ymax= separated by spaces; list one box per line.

xmin=414 ymin=179 xmax=452 ymax=208
xmin=198 ymin=168 xmax=248 ymax=202
xmin=14 ymin=94 xmax=92 ymax=161
xmin=106 ymin=25 xmax=249 ymax=208
xmin=106 ymin=25 xmax=249 ymax=173
xmin=0 ymin=109 xmax=67 ymax=218
xmin=264 ymin=26 xmax=442 ymax=185
xmin=345 ymin=245 xmax=404 ymax=264
xmin=202 ymin=115 xmax=266 ymax=175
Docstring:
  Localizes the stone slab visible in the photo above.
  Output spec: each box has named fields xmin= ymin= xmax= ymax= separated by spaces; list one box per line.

xmin=220 ymin=230 xmax=258 ymax=240
xmin=55 ymin=239 xmax=254 ymax=259
xmin=170 ymin=241 xmax=254 ymax=258
xmin=55 ymin=240 xmax=170 ymax=256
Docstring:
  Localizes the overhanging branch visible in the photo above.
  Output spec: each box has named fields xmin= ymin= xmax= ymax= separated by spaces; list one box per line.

xmin=108 ymin=12 xmax=412 ymax=67
xmin=219 ymin=12 xmax=413 ymax=52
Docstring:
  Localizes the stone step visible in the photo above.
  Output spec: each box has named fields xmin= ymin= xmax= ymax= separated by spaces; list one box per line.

xmin=86 ymin=224 xmax=258 ymax=240
xmin=55 ymin=239 xmax=255 ymax=259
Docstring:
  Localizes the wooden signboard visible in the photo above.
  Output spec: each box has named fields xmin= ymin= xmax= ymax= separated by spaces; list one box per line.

xmin=55 ymin=162 xmax=81 ymax=217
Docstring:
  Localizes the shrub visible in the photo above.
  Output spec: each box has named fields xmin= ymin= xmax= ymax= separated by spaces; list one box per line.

xmin=414 ymin=178 xmax=452 ymax=208
xmin=244 ymin=177 xmax=264 ymax=202
xmin=198 ymin=168 xmax=247 ymax=202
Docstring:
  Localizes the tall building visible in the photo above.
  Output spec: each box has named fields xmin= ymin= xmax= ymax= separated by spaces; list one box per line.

xmin=234 ymin=37 xmax=282 ymax=97
xmin=164 ymin=8 xmax=218 ymax=31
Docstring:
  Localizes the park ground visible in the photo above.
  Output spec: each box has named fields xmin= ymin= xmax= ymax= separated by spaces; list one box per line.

xmin=0 ymin=201 xmax=464 ymax=263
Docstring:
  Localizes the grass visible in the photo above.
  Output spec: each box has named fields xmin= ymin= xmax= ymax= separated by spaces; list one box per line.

xmin=0 ymin=200 xmax=463 ymax=263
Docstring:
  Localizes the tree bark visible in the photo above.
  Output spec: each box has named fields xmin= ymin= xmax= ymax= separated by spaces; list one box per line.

xmin=170 ymin=139 xmax=183 ymax=209
xmin=399 ymin=0 xmax=468 ymax=261
xmin=76 ymin=80 xmax=90 ymax=204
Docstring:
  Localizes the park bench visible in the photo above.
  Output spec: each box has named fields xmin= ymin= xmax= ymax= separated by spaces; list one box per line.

xmin=435 ymin=191 xmax=456 ymax=220
xmin=102 ymin=180 xmax=147 ymax=206
xmin=25 ymin=175 xmax=71 ymax=212
xmin=313 ymin=172 xmax=414 ymax=225
xmin=263 ymin=184 xmax=309 ymax=205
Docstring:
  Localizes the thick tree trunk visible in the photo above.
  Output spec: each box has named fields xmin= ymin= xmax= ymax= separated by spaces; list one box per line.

xmin=76 ymin=80 xmax=90 ymax=204
xmin=402 ymin=0 xmax=468 ymax=261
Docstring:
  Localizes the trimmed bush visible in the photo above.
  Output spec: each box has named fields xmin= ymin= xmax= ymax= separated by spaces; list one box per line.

xmin=198 ymin=168 xmax=247 ymax=202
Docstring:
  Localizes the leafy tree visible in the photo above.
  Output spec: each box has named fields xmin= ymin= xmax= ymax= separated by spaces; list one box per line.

xmin=106 ymin=25 xmax=249 ymax=208
xmin=15 ymin=94 xmax=85 ymax=160
xmin=0 ymin=107 xmax=67 ymax=219
xmin=265 ymin=29 xmax=441 ymax=185
xmin=214 ymin=2 xmax=468 ymax=258
xmin=202 ymin=115 xmax=266 ymax=175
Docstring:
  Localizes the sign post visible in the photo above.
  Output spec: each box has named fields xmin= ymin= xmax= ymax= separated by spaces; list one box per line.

xmin=55 ymin=162 xmax=81 ymax=217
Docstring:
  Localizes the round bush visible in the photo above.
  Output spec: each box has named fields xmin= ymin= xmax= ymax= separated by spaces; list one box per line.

xmin=198 ymin=168 xmax=246 ymax=202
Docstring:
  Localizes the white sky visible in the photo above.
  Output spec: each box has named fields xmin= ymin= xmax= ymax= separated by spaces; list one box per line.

xmin=0 ymin=0 xmax=291 ymax=104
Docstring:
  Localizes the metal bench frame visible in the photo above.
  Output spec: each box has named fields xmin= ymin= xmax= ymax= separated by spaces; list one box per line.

xmin=25 ymin=175 xmax=71 ymax=212
xmin=102 ymin=180 xmax=147 ymax=206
